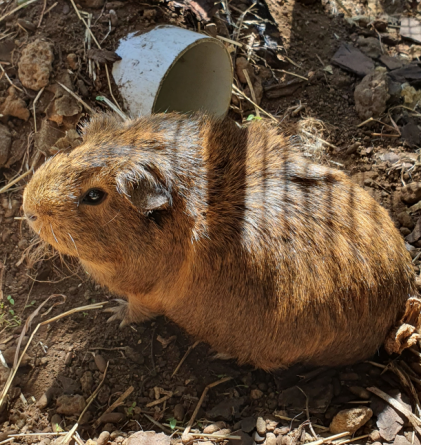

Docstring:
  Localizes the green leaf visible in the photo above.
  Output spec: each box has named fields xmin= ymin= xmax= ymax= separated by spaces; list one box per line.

xmin=7 ymin=296 xmax=14 ymax=305
xmin=9 ymin=309 xmax=14 ymax=316
xmin=246 ymin=114 xmax=255 ymax=121
xmin=96 ymin=96 xmax=105 ymax=101
xmin=169 ymin=418 xmax=177 ymax=430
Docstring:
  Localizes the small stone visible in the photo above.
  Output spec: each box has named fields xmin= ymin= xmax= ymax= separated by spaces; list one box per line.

xmin=126 ymin=431 xmax=170 ymax=445
xmin=173 ymin=404 xmax=185 ymax=421
xmin=64 ymin=351 xmax=73 ymax=366
xmin=349 ymin=386 xmax=371 ymax=399
xmin=400 ymin=183 xmax=421 ymax=205
xmin=98 ymin=412 xmax=126 ymax=424
xmin=331 ymin=43 xmax=374 ymax=77
xmin=37 ymin=386 xmax=59 ymax=409
xmin=80 ymin=371 xmax=94 ymax=394
xmin=51 ymin=414 xmax=63 ymax=433
xmin=266 ymin=433 xmax=277 ymax=445
xmin=18 ymin=39 xmax=54 ymax=91
xmin=3 ymin=347 xmax=30 ymax=367
xmin=253 ymin=431 xmax=266 ymax=444
xmin=56 ymin=395 xmax=86 ymax=415
xmin=357 ymin=36 xmax=382 ymax=59
xmin=0 ymin=87 xmax=30 ymax=120
xmin=143 ymin=9 xmax=156 ymax=19
xmin=76 ymin=79 xmax=89 ymax=98
xmin=66 ymin=53 xmax=79 ymax=70
xmin=397 ymin=212 xmax=415 ymax=229
xmin=330 ymin=407 xmax=373 ymax=434
xmin=97 ymin=431 xmax=110 ymax=445
xmin=370 ymin=430 xmax=381 ymax=442
xmin=240 ymin=417 xmax=256 ymax=433
xmin=274 ymin=427 xmax=290 ymax=435
xmin=406 ymin=218 xmax=421 ymax=245
xmin=0 ymin=124 xmax=11 ymax=167
xmin=256 ymin=417 xmax=266 ymax=436
xmin=95 ymin=354 xmax=107 ymax=373
xmin=203 ymin=422 xmax=224 ymax=434
xmin=251 ymin=389 xmax=264 ymax=399
xmin=354 ymin=71 xmax=390 ymax=120
xmin=401 ymin=227 xmax=411 ymax=237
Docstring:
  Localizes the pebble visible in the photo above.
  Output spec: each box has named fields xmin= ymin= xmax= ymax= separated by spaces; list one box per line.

xmin=354 ymin=71 xmax=389 ymax=120
xmin=64 ymin=351 xmax=73 ymax=366
xmin=369 ymin=430 xmax=381 ymax=442
xmin=18 ymin=40 xmax=54 ymax=91
xmin=253 ymin=431 xmax=266 ymax=444
xmin=66 ymin=53 xmax=79 ymax=70
xmin=397 ymin=211 xmax=415 ymax=230
xmin=0 ymin=123 xmax=11 ymax=167
xmin=56 ymin=395 xmax=86 ymax=415
xmin=173 ymin=403 xmax=185 ymax=421
xmin=256 ymin=417 xmax=266 ymax=436
xmin=240 ymin=417 xmax=256 ymax=433
xmin=99 ymin=412 xmax=126 ymax=424
xmin=50 ymin=414 xmax=63 ymax=433
xmin=250 ymin=389 xmax=264 ymax=399
xmin=349 ymin=386 xmax=371 ymax=399
xmin=274 ymin=427 xmax=290 ymax=435
xmin=203 ymin=422 xmax=224 ymax=434
xmin=265 ymin=432 xmax=277 ymax=445
xmin=330 ymin=407 xmax=373 ymax=434
xmin=401 ymin=183 xmax=421 ymax=205
xmin=97 ymin=431 xmax=110 ymax=445
xmin=95 ymin=354 xmax=107 ymax=373
xmin=80 ymin=371 xmax=94 ymax=394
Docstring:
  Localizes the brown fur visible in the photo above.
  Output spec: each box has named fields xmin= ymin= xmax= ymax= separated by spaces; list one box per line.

xmin=23 ymin=113 xmax=416 ymax=370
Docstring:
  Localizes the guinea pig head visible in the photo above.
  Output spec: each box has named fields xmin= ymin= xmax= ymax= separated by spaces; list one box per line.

xmin=23 ymin=123 xmax=173 ymax=267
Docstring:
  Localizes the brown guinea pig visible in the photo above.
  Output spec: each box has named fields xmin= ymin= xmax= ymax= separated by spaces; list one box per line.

xmin=23 ymin=113 xmax=417 ymax=370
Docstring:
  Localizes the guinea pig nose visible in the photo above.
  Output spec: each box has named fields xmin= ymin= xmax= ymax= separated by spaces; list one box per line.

xmin=26 ymin=213 xmax=37 ymax=222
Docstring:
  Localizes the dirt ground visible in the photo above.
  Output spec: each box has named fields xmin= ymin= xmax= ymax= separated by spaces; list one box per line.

xmin=2 ymin=0 xmax=421 ymax=444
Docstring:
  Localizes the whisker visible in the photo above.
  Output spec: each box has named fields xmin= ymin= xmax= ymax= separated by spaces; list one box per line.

xmin=68 ymin=233 xmax=79 ymax=257
xmin=38 ymin=224 xmax=43 ymax=235
xmin=102 ymin=211 xmax=120 ymax=227
xmin=50 ymin=223 xmax=58 ymax=244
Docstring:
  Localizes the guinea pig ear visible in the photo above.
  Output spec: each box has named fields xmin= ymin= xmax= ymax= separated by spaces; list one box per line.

xmin=130 ymin=182 xmax=171 ymax=212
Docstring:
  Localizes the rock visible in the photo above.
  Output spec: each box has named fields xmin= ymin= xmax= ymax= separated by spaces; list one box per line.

xmin=0 ymin=87 xmax=30 ymax=121
xmin=349 ymin=386 xmax=370 ymax=399
xmin=397 ymin=211 xmax=415 ymax=229
xmin=203 ymin=422 xmax=225 ymax=434
xmin=253 ymin=431 xmax=265 ymax=444
xmin=379 ymin=55 xmax=404 ymax=71
xmin=35 ymin=119 xmax=64 ymax=155
xmin=109 ymin=9 xmax=118 ymax=26
xmin=18 ymin=39 xmax=54 ymax=91
xmin=207 ymin=397 xmax=246 ymax=422
xmin=370 ymin=431 xmax=381 ymax=442
xmin=98 ymin=412 xmax=126 ymax=424
xmin=97 ymin=431 xmax=110 ymax=445
xmin=251 ymin=389 xmax=263 ymax=399
xmin=401 ymin=227 xmax=411 ymax=237
xmin=256 ymin=417 xmax=266 ymax=436
xmin=401 ymin=183 xmax=421 ymax=205
xmin=329 ymin=407 xmax=373 ymax=434
xmin=406 ymin=218 xmax=421 ymax=244
xmin=51 ymin=414 xmax=63 ymax=433
xmin=266 ymin=433 xmax=277 ymax=445
xmin=17 ymin=19 xmax=37 ymax=32
xmin=357 ymin=36 xmax=382 ymax=59
xmin=80 ymin=371 xmax=94 ymax=394
xmin=97 ymin=384 xmax=110 ymax=405
xmin=401 ymin=121 xmax=421 ymax=148
xmin=173 ymin=403 xmax=185 ymax=421
xmin=82 ymin=0 xmax=105 ymax=8
xmin=95 ymin=354 xmax=107 ymax=373
xmin=58 ymin=375 xmax=80 ymax=394
xmin=126 ymin=431 xmax=170 ymax=445
xmin=37 ymin=386 xmax=60 ymax=409
xmin=227 ymin=431 xmax=254 ymax=445
xmin=56 ymin=395 xmax=86 ymax=415
xmin=46 ymin=92 xmax=82 ymax=126
xmin=400 ymin=18 xmax=421 ymax=44
xmin=394 ymin=436 xmax=412 ymax=445
xmin=372 ymin=390 xmax=409 ymax=441
xmin=0 ymin=124 xmax=11 ymax=167
xmin=331 ymin=44 xmax=375 ymax=77
xmin=240 ymin=417 xmax=256 ymax=434
xmin=389 ymin=63 xmax=421 ymax=83
xmin=67 ymin=54 xmax=79 ymax=70
xmin=354 ymin=71 xmax=390 ymax=120
xmin=3 ymin=347 xmax=31 ymax=367
xmin=76 ymin=79 xmax=89 ymax=98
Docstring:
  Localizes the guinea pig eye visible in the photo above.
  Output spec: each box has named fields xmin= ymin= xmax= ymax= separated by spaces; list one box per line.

xmin=81 ymin=189 xmax=107 ymax=206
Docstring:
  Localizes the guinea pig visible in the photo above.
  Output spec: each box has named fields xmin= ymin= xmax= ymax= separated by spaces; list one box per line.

xmin=23 ymin=112 xmax=418 ymax=370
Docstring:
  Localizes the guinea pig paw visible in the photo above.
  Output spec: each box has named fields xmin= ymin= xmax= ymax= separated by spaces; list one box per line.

xmin=104 ymin=299 xmax=131 ymax=328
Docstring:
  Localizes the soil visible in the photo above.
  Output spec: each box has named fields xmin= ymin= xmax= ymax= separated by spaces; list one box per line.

xmin=1 ymin=0 xmax=421 ymax=444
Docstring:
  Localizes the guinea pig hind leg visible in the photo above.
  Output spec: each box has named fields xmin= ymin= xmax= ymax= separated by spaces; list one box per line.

xmin=104 ymin=298 xmax=157 ymax=328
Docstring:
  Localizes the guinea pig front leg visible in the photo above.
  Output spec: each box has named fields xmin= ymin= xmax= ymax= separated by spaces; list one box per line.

xmin=104 ymin=298 xmax=157 ymax=328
